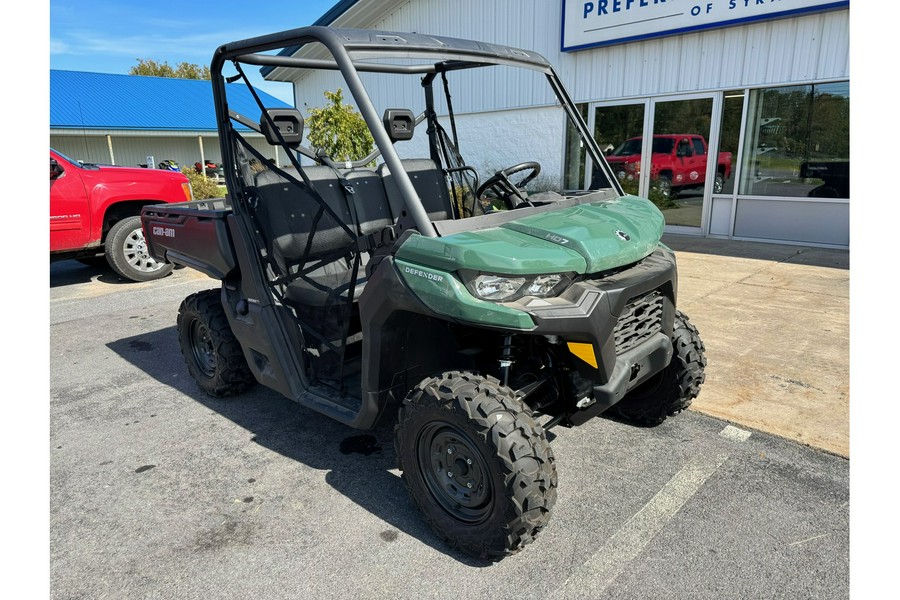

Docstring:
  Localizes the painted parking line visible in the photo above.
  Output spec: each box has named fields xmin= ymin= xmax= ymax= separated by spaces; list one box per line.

xmin=719 ymin=424 xmax=752 ymax=442
xmin=553 ymin=453 xmax=729 ymax=599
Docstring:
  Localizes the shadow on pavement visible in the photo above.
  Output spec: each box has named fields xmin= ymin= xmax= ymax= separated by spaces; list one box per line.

xmin=662 ymin=233 xmax=849 ymax=270
xmin=50 ymin=258 xmax=128 ymax=287
xmin=50 ymin=258 xmax=186 ymax=287
xmin=107 ymin=326 xmax=495 ymax=567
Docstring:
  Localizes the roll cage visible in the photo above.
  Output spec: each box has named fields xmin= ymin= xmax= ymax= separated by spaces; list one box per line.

xmin=210 ymin=26 xmax=619 ymax=238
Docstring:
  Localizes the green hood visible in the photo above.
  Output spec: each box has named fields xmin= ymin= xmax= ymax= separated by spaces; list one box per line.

xmin=396 ymin=195 xmax=664 ymax=276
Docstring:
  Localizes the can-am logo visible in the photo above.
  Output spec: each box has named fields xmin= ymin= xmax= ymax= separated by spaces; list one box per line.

xmin=404 ymin=266 xmax=444 ymax=283
xmin=152 ymin=226 xmax=175 ymax=238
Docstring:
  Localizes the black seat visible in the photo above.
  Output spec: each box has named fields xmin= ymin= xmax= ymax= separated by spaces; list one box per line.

xmin=378 ymin=159 xmax=455 ymax=221
xmin=252 ymin=165 xmax=395 ymax=307
xmin=253 ymin=165 xmax=360 ymax=307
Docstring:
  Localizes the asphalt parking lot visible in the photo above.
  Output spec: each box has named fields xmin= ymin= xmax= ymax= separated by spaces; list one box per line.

xmin=49 ymin=259 xmax=849 ymax=600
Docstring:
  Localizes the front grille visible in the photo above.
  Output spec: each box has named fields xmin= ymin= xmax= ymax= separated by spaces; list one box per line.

xmin=614 ymin=290 xmax=664 ymax=354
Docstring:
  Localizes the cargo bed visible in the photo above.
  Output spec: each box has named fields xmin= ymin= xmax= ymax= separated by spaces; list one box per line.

xmin=141 ymin=198 xmax=237 ymax=280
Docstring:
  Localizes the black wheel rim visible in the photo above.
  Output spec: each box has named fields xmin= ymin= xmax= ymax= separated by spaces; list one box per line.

xmin=188 ymin=318 xmax=217 ymax=378
xmin=416 ymin=421 xmax=493 ymax=524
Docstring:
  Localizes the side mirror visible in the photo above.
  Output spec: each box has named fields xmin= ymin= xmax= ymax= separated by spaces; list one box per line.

xmin=260 ymin=108 xmax=304 ymax=148
xmin=50 ymin=159 xmax=62 ymax=180
xmin=383 ymin=109 xmax=415 ymax=142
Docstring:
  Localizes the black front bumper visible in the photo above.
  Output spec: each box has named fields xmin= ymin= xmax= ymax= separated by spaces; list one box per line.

xmin=513 ymin=245 xmax=678 ymax=423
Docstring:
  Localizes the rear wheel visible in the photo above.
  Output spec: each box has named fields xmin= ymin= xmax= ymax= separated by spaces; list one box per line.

xmin=177 ymin=289 xmax=256 ymax=397
xmin=613 ymin=310 xmax=707 ymax=426
xmin=105 ymin=215 xmax=173 ymax=282
xmin=395 ymin=371 xmax=557 ymax=559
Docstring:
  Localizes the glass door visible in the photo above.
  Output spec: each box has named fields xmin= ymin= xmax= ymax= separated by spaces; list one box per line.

xmin=589 ymin=93 xmax=720 ymax=233
xmin=646 ymin=95 xmax=716 ymax=230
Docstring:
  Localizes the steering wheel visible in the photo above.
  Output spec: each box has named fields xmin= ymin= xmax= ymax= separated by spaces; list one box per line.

xmin=476 ymin=161 xmax=541 ymax=209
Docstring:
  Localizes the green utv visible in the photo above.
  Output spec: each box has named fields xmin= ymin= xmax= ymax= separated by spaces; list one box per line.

xmin=141 ymin=27 xmax=706 ymax=559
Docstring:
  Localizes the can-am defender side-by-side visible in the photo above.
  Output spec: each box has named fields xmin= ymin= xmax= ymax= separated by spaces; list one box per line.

xmin=141 ymin=27 xmax=706 ymax=559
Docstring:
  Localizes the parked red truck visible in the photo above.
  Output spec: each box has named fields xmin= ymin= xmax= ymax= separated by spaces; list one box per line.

xmin=50 ymin=148 xmax=194 ymax=281
xmin=605 ymin=134 xmax=732 ymax=197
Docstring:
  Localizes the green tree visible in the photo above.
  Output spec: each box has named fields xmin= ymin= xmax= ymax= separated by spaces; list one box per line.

xmin=129 ymin=59 xmax=210 ymax=80
xmin=305 ymin=88 xmax=374 ymax=162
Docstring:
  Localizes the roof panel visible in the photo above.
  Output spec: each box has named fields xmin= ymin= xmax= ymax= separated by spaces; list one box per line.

xmin=50 ymin=70 xmax=291 ymax=131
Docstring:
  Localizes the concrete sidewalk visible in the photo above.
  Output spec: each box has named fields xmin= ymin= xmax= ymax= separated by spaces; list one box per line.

xmin=662 ymin=234 xmax=849 ymax=457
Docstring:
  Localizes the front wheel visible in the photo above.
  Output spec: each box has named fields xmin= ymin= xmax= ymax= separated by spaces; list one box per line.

xmin=395 ymin=371 xmax=557 ymax=559
xmin=655 ymin=174 xmax=673 ymax=198
xmin=613 ymin=310 xmax=707 ymax=426
xmin=105 ymin=215 xmax=173 ymax=282
xmin=177 ymin=289 xmax=256 ymax=397
xmin=713 ymin=172 xmax=725 ymax=194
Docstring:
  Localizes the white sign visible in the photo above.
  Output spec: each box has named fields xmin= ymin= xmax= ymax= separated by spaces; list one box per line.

xmin=561 ymin=0 xmax=849 ymax=52
xmin=146 ymin=155 xmax=155 ymax=169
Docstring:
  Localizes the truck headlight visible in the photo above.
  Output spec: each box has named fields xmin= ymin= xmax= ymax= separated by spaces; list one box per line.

xmin=465 ymin=273 xmax=571 ymax=302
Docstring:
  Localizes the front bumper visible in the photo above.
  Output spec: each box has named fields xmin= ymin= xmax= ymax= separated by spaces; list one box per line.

xmin=508 ymin=245 xmax=678 ymax=421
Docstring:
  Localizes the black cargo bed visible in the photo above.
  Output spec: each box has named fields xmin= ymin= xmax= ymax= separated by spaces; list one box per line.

xmin=141 ymin=198 xmax=237 ymax=280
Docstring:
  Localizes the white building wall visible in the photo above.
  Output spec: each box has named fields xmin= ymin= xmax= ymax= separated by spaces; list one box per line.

xmin=284 ymin=1 xmax=848 ymax=183
xmin=288 ymin=1 xmax=849 ymax=107
xmin=392 ymin=106 xmax=566 ymax=189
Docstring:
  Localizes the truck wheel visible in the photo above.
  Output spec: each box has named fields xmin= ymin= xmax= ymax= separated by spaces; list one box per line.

xmin=713 ymin=172 xmax=725 ymax=194
xmin=656 ymin=175 xmax=673 ymax=198
xmin=105 ymin=215 xmax=173 ymax=282
xmin=395 ymin=371 xmax=557 ymax=559
xmin=613 ymin=310 xmax=707 ymax=426
xmin=177 ymin=289 xmax=256 ymax=397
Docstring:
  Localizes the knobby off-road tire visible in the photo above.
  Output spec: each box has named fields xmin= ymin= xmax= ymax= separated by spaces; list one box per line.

xmin=395 ymin=371 xmax=557 ymax=559
xmin=177 ymin=289 xmax=256 ymax=397
xmin=105 ymin=215 xmax=174 ymax=282
xmin=614 ymin=310 xmax=707 ymax=426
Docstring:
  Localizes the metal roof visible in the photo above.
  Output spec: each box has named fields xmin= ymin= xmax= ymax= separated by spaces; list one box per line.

xmin=50 ymin=70 xmax=291 ymax=132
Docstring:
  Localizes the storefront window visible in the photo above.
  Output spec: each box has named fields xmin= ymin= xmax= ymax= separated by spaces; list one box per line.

xmin=739 ymin=82 xmax=849 ymax=199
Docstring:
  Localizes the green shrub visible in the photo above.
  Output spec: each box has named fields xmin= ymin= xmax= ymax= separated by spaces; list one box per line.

xmin=181 ymin=166 xmax=226 ymax=200
xmin=305 ymin=89 xmax=374 ymax=162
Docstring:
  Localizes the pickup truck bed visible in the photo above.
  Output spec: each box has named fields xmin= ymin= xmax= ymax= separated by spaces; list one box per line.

xmin=141 ymin=198 xmax=237 ymax=280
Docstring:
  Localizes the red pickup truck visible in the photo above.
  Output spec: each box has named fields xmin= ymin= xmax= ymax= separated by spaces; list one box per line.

xmin=605 ymin=134 xmax=732 ymax=198
xmin=50 ymin=149 xmax=194 ymax=281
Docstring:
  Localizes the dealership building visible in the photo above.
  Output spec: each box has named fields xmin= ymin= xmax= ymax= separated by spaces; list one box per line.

xmin=265 ymin=0 xmax=850 ymax=248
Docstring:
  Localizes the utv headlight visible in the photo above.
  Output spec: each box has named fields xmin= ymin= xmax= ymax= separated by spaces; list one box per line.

xmin=465 ymin=273 xmax=571 ymax=302
xmin=471 ymin=275 xmax=526 ymax=301
xmin=525 ymin=274 xmax=564 ymax=296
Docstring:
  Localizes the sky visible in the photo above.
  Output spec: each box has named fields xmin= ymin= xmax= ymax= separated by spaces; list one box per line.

xmin=50 ymin=0 xmax=341 ymax=103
